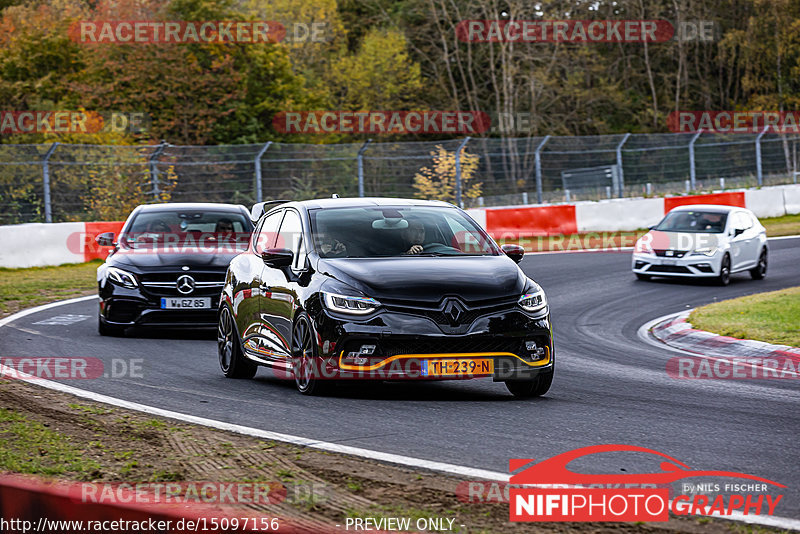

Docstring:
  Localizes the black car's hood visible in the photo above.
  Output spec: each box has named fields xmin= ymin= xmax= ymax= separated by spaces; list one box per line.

xmin=317 ymin=255 xmax=526 ymax=303
xmin=108 ymin=248 xmax=238 ymax=270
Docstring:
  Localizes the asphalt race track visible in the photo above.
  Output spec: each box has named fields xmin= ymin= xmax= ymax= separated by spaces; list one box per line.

xmin=2 ymin=237 xmax=799 ymax=519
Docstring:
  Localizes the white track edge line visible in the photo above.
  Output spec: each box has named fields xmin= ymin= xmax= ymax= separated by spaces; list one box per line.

xmin=3 ymin=298 xmax=800 ymax=529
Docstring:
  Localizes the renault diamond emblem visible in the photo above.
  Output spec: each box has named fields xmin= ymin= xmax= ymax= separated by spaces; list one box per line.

xmin=176 ymin=274 xmax=196 ymax=295
xmin=443 ymin=299 xmax=466 ymax=326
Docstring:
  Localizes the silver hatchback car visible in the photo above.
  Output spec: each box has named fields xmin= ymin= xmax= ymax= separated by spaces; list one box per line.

xmin=632 ymin=204 xmax=768 ymax=285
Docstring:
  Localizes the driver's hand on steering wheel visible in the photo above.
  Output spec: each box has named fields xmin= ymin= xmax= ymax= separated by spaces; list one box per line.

xmin=406 ymin=244 xmax=423 ymax=254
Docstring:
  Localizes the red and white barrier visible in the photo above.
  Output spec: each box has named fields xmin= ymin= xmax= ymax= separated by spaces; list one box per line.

xmin=0 ymin=221 xmax=122 ymax=268
xmin=472 ymin=185 xmax=797 ymax=239
xmin=0 ymin=184 xmax=797 ymax=268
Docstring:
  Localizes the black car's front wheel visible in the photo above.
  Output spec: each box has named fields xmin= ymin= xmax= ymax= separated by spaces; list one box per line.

xmin=505 ymin=369 xmax=553 ymax=398
xmin=218 ymin=306 xmax=257 ymax=379
xmin=291 ymin=312 xmax=332 ymax=396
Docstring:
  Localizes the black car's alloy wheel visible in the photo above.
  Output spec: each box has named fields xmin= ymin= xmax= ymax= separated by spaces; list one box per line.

xmin=292 ymin=312 xmax=331 ymax=396
xmin=505 ymin=369 xmax=554 ymax=398
xmin=750 ymin=249 xmax=767 ymax=280
xmin=218 ymin=306 xmax=257 ymax=379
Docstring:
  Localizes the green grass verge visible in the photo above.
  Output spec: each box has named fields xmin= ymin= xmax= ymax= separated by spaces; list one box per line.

xmin=0 ymin=260 xmax=101 ymax=317
xmin=760 ymin=212 xmax=800 ymax=237
xmin=689 ymin=286 xmax=800 ymax=347
xmin=0 ymin=407 xmax=101 ymax=479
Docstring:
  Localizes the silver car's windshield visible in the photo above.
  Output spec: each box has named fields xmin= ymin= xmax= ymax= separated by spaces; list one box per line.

xmin=654 ymin=210 xmax=728 ymax=233
xmin=309 ymin=206 xmax=498 ymax=258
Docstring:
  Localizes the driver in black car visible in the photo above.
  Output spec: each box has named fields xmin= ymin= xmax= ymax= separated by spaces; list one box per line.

xmin=402 ymin=219 xmax=426 ymax=254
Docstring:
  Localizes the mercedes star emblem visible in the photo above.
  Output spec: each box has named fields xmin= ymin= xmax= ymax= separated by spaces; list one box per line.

xmin=176 ymin=274 xmax=196 ymax=295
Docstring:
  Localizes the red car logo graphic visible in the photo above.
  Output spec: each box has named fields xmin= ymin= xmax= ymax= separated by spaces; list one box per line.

xmin=510 ymin=444 xmax=785 ymax=487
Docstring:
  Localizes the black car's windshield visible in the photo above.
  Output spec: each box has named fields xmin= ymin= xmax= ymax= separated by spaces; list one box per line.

xmin=654 ymin=210 xmax=728 ymax=233
xmin=309 ymin=206 xmax=498 ymax=258
xmin=121 ymin=209 xmax=252 ymax=249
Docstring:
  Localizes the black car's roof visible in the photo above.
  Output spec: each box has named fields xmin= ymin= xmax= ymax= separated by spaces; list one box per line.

xmin=134 ymin=202 xmax=248 ymax=212
xmin=280 ymin=197 xmax=454 ymax=211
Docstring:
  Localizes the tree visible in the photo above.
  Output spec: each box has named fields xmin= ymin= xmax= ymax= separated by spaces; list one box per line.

xmin=413 ymin=145 xmax=481 ymax=205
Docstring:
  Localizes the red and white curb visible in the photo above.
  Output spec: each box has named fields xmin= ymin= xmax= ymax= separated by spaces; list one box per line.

xmin=640 ymin=311 xmax=800 ymax=378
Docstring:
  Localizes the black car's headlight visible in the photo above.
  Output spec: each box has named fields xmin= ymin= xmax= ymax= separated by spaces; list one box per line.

xmin=322 ymin=291 xmax=380 ymax=315
xmin=519 ymin=284 xmax=547 ymax=313
xmin=106 ymin=266 xmax=138 ymax=289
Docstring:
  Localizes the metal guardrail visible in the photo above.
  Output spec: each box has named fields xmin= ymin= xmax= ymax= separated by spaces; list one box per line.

xmin=1 ymin=131 xmax=798 ymax=224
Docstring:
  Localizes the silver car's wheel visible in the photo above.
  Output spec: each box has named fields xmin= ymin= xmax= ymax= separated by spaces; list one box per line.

xmin=750 ymin=249 xmax=767 ymax=280
xmin=716 ymin=254 xmax=731 ymax=286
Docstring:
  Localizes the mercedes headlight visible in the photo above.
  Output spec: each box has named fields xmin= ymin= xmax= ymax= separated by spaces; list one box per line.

xmin=322 ymin=292 xmax=380 ymax=315
xmin=519 ymin=283 xmax=548 ymax=314
xmin=106 ymin=266 xmax=138 ymax=288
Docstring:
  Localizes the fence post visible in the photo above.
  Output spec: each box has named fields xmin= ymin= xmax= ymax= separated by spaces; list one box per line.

xmin=755 ymin=126 xmax=769 ymax=186
xmin=149 ymin=141 xmax=167 ymax=201
xmin=254 ymin=141 xmax=272 ymax=202
xmin=357 ymin=139 xmax=373 ymax=197
xmin=42 ymin=142 xmax=59 ymax=223
xmin=534 ymin=135 xmax=551 ymax=204
xmin=615 ymin=133 xmax=631 ymax=198
xmin=454 ymin=137 xmax=471 ymax=208
xmin=688 ymin=129 xmax=703 ymax=191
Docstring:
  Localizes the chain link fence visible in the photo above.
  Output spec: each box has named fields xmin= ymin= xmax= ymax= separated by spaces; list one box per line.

xmin=1 ymin=132 xmax=798 ymax=224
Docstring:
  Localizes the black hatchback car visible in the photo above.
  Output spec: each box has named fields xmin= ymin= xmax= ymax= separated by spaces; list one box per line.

xmin=96 ymin=203 xmax=254 ymax=335
xmin=218 ymin=198 xmax=554 ymax=397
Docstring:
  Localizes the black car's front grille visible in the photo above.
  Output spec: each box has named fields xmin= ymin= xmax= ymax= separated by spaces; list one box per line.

xmin=381 ymin=296 xmax=518 ymax=328
xmin=139 ymin=272 xmax=225 ymax=283
xmin=139 ymin=271 xmax=225 ymax=298
xmin=343 ymin=335 xmax=550 ymax=359
xmin=378 ymin=338 xmax=524 ymax=357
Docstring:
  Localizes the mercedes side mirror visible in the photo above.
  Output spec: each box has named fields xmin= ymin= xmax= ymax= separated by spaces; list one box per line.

xmin=501 ymin=244 xmax=525 ymax=264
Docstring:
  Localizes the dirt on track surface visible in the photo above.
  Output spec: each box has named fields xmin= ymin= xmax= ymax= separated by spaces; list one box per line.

xmin=0 ymin=378 xmax=781 ymax=534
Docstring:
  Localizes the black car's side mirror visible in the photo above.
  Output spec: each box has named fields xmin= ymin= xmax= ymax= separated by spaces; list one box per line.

xmin=96 ymin=232 xmax=116 ymax=247
xmin=501 ymin=244 xmax=525 ymax=263
xmin=261 ymin=248 xmax=294 ymax=268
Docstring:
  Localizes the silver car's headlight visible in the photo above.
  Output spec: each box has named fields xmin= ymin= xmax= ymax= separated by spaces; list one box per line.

xmin=519 ymin=285 xmax=548 ymax=313
xmin=691 ymin=247 xmax=717 ymax=257
xmin=322 ymin=292 xmax=380 ymax=315
xmin=106 ymin=266 xmax=138 ymax=288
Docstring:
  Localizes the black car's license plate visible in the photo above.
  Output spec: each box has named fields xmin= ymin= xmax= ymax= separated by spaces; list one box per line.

xmin=160 ymin=297 xmax=211 ymax=309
